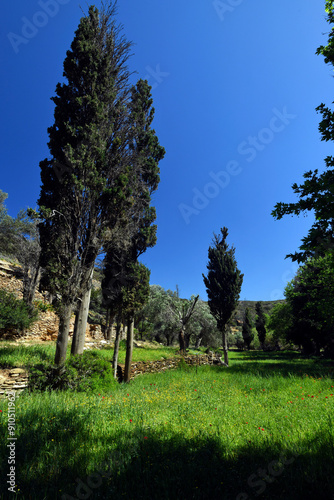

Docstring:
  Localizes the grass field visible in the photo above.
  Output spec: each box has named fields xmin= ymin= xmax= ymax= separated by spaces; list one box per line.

xmin=0 ymin=344 xmax=333 ymax=500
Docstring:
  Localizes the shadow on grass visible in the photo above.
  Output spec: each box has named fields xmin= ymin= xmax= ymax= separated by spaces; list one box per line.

xmin=226 ymin=351 xmax=334 ymax=378
xmin=1 ymin=423 xmax=333 ymax=500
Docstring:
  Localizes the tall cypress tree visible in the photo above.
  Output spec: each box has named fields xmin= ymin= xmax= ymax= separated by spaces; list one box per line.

xmin=202 ymin=227 xmax=243 ymax=366
xmin=37 ymin=4 xmax=164 ymax=366
xmin=242 ymin=307 xmax=254 ymax=350
xmin=255 ymin=301 xmax=267 ymax=349
xmin=71 ymin=78 xmax=164 ymax=356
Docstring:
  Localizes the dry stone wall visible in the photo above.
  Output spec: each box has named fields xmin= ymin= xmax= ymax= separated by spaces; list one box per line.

xmin=117 ymin=353 xmax=225 ymax=381
xmin=0 ymin=368 xmax=28 ymax=397
xmin=0 ymin=353 xmax=225 ymax=395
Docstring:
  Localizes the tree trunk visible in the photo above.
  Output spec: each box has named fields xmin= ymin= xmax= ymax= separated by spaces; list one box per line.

xmin=195 ymin=335 xmax=203 ymax=349
xmin=179 ymin=326 xmax=186 ymax=354
xmin=106 ymin=309 xmax=114 ymax=341
xmin=55 ymin=303 xmax=72 ymax=366
xmin=123 ymin=317 xmax=134 ymax=383
xmin=71 ymin=268 xmax=93 ymax=356
xmin=185 ymin=332 xmax=191 ymax=349
xmin=104 ymin=308 xmax=110 ymax=340
xmin=222 ymin=329 xmax=229 ymax=366
xmin=23 ymin=265 xmax=41 ymax=308
xmin=112 ymin=319 xmax=122 ymax=379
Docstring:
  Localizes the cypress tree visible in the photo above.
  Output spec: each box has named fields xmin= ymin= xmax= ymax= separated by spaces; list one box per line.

xmin=242 ymin=307 xmax=254 ymax=350
xmin=37 ymin=4 xmax=164 ymax=365
xmin=255 ymin=301 xmax=267 ymax=349
xmin=203 ymin=227 xmax=243 ymax=366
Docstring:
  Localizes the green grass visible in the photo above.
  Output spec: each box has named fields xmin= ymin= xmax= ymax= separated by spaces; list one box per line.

xmin=0 ymin=341 xmax=185 ymax=369
xmin=0 ymin=342 xmax=55 ymax=368
xmin=0 ymin=345 xmax=333 ymax=499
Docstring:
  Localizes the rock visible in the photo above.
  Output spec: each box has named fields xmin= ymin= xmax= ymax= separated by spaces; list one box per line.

xmin=10 ymin=368 xmax=26 ymax=375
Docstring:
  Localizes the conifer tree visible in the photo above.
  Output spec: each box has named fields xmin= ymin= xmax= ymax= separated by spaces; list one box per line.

xmin=37 ymin=4 xmax=164 ymax=366
xmin=242 ymin=307 xmax=254 ymax=350
xmin=203 ymin=227 xmax=243 ymax=366
xmin=122 ymin=261 xmax=150 ymax=382
xmin=255 ymin=301 xmax=267 ymax=349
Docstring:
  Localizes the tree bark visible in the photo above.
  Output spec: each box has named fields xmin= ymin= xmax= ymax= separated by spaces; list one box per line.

xmin=222 ymin=329 xmax=229 ymax=366
xmin=104 ymin=308 xmax=110 ymax=340
xmin=112 ymin=319 xmax=122 ymax=379
xmin=106 ymin=309 xmax=114 ymax=341
xmin=179 ymin=326 xmax=186 ymax=354
xmin=185 ymin=332 xmax=191 ymax=349
xmin=23 ymin=265 xmax=41 ymax=308
xmin=122 ymin=323 xmax=127 ymax=340
xmin=195 ymin=335 xmax=203 ymax=349
xmin=123 ymin=317 xmax=134 ymax=383
xmin=71 ymin=268 xmax=93 ymax=356
xmin=55 ymin=303 xmax=73 ymax=366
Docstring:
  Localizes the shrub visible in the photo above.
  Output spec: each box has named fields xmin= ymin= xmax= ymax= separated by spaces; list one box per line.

xmin=34 ymin=300 xmax=54 ymax=313
xmin=0 ymin=289 xmax=38 ymax=333
xmin=119 ymin=339 xmax=127 ymax=349
xmin=28 ymin=351 xmax=116 ymax=392
xmin=177 ymin=358 xmax=191 ymax=372
xmin=234 ymin=332 xmax=244 ymax=350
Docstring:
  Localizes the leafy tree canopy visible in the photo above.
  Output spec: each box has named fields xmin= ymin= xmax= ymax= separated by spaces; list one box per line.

xmin=272 ymin=1 xmax=334 ymax=262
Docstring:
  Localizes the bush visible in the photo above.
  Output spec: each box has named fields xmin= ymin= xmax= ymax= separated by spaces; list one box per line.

xmin=34 ymin=300 xmax=54 ymax=313
xmin=119 ymin=339 xmax=127 ymax=349
xmin=0 ymin=289 xmax=38 ymax=333
xmin=29 ymin=351 xmax=116 ymax=392
xmin=234 ymin=332 xmax=244 ymax=350
xmin=177 ymin=358 xmax=191 ymax=372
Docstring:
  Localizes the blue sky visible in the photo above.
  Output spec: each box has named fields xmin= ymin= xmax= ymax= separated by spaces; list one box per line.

xmin=1 ymin=0 xmax=332 ymax=301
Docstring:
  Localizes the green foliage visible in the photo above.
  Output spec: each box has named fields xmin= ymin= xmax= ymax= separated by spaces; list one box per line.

xmin=272 ymin=2 xmax=334 ymax=262
xmin=283 ymin=254 xmax=334 ymax=356
xmin=267 ymin=302 xmax=294 ymax=345
xmin=255 ymin=301 xmax=267 ymax=348
xmin=136 ymin=285 xmax=179 ymax=345
xmin=242 ymin=307 xmax=254 ymax=350
xmin=122 ymin=262 xmax=151 ymax=318
xmin=231 ymin=331 xmax=244 ymax=350
xmin=28 ymin=351 xmax=116 ymax=392
xmin=88 ymin=287 xmax=106 ymax=325
xmin=34 ymin=300 xmax=54 ymax=313
xmin=203 ymin=227 xmax=243 ymax=333
xmin=1 ymin=349 xmax=334 ymax=500
xmin=118 ymin=339 xmax=127 ymax=350
xmin=0 ymin=190 xmax=16 ymax=256
xmin=177 ymin=357 xmax=192 ymax=372
xmin=0 ymin=290 xmax=38 ymax=333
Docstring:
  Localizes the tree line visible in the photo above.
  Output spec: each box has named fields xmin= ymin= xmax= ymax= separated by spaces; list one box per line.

xmin=1 ymin=0 xmax=334 ymax=373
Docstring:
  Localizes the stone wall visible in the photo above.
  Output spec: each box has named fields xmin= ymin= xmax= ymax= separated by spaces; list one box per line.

xmin=117 ymin=353 xmax=225 ymax=381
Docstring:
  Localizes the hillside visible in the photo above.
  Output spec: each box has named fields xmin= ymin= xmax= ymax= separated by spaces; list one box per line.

xmin=233 ymin=299 xmax=285 ymax=325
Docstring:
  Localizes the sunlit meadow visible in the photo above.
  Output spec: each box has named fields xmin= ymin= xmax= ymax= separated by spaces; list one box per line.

xmin=0 ymin=345 xmax=333 ymax=499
